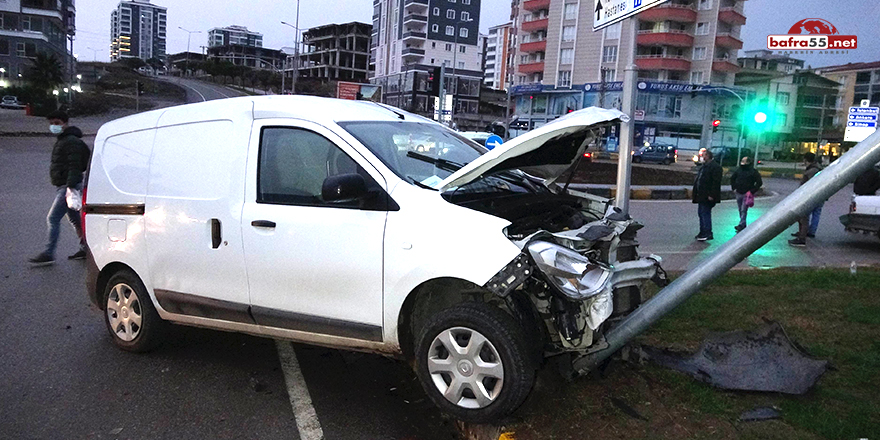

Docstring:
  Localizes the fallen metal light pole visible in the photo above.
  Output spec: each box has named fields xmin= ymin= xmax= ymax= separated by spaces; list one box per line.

xmin=573 ymin=129 xmax=880 ymax=373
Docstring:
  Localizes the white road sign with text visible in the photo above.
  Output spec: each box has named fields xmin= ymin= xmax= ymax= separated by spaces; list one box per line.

xmin=593 ymin=0 xmax=669 ymax=31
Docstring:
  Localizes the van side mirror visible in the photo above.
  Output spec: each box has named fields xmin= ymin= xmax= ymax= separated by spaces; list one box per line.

xmin=322 ymin=173 xmax=368 ymax=203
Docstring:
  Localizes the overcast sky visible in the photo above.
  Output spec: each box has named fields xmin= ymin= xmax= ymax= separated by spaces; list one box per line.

xmin=74 ymin=0 xmax=878 ymax=68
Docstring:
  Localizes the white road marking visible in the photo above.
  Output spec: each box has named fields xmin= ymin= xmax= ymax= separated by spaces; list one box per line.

xmin=276 ymin=340 xmax=325 ymax=440
xmin=176 ymin=80 xmax=207 ymax=102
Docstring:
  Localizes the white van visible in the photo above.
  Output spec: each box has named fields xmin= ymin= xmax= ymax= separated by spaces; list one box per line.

xmin=84 ymin=96 xmax=665 ymax=422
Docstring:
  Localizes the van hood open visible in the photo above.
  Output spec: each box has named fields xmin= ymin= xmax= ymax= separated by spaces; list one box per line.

xmin=437 ymin=107 xmax=629 ymax=191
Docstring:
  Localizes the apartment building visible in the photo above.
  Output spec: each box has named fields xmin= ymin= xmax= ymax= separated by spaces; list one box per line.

xmin=110 ymin=0 xmax=167 ymax=62
xmin=510 ymin=0 xmax=749 ymax=150
xmin=297 ymin=22 xmax=372 ymax=82
xmin=736 ymin=49 xmax=804 ymax=81
xmin=814 ymin=61 xmax=880 ymax=133
xmin=484 ymin=22 xmax=513 ymax=90
xmin=735 ymin=71 xmax=842 ymax=158
xmin=369 ymin=0 xmax=483 ymax=124
xmin=208 ymin=25 xmax=263 ymax=48
xmin=0 ymin=0 xmax=76 ymax=87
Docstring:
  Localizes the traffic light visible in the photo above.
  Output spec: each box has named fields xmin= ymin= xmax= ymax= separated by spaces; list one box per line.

xmin=428 ymin=66 xmax=441 ymax=96
xmin=712 ymin=119 xmax=721 ymax=133
xmin=136 ymin=81 xmax=145 ymax=96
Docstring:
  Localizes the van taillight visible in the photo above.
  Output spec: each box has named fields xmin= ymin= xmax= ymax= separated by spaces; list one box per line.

xmin=850 ymin=201 xmax=856 ymax=213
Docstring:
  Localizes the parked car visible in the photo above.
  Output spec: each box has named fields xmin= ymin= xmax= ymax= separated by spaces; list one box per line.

xmin=84 ymin=98 xmax=665 ymax=422
xmin=692 ymin=147 xmax=754 ymax=167
xmin=840 ymin=194 xmax=880 ymax=238
xmin=1 ymin=95 xmax=25 ymax=109
xmin=633 ymin=143 xmax=677 ymax=165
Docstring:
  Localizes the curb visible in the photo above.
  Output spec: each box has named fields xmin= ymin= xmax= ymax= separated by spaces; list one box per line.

xmin=568 ymin=184 xmax=771 ymax=201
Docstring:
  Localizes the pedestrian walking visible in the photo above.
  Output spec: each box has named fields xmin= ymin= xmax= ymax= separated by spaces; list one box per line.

xmin=789 ymin=152 xmax=822 ymax=247
xmin=28 ymin=110 xmax=90 ymax=266
xmin=730 ymin=156 xmax=763 ymax=232
xmin=693 ymin=149 xmax=722 ymax=241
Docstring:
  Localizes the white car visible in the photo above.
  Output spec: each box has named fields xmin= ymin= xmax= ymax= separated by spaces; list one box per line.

xmin=83 ymin=96 xmax=664 ymax=422
xmin=459 ymin=131 xmax=494 ymax=148
xmin=841 ymin=195 xmax=880 ymax=238
xmin=1 ymin=95 xmax=24 ymax=109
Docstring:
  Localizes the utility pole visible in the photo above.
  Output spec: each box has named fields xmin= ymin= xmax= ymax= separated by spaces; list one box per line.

xmin=179 ymin=27 xmax=201 ymax=77
xmin=817 ymin=93 xmax=829 ymax=161
xmin=615 ymin=18 xmax=639 ymax=215
xmin=281 ymin=1 xmax=301 ymax=94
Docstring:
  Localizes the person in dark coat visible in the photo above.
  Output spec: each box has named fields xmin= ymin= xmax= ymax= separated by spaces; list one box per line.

xmin=692 ymin=149 xmax=723 ymax=241
xmin=730 ymin=156 xmax=763 ymax=232
xmin=789 ymin=153 xmax=822 ymax=247
xmin=29 ymin=110 xmax=90 ymax=266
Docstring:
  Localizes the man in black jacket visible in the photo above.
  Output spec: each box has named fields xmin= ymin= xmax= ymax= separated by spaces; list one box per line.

xmin=29 ymin=110 xmax=90 ymax=266
xmin=730 ymin=156 xmax=763 ymax=232
xmin=693 ymin=149 xmax=723 ymax=241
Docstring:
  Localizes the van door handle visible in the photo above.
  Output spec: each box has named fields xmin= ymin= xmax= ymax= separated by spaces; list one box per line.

xmin=251 ymin=220 xmax=276 ymax=228
xmin=211 ymin=219 xmax=222 ymax=249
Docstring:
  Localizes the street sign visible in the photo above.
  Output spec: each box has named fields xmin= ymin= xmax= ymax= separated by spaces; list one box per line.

xmin=861 ymin=99 xmax=871 ymax=107
xmin=633 ymin=109 xmax=645 ymax=121
xmin=594 ymin=0 xmax=670 ymax=31
xmin=844 ymin=106 xmax=878 ymax=142
xmin=485 ymin=134 xmax=504 ymax=150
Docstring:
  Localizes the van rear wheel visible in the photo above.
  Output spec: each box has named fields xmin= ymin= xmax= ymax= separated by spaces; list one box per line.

xmin=103 ymin=270 xmax=165 ymax=352
xmin=414 ymin=302 xmax=535 ymax=423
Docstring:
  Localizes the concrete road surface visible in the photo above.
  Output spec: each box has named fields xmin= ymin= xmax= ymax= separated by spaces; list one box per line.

xmin=631 ymin=177 xmax=880 ymax=271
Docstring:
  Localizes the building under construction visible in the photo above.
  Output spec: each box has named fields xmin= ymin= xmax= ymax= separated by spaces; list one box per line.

xmin=298 ymin=22 xmax=372 ymax=82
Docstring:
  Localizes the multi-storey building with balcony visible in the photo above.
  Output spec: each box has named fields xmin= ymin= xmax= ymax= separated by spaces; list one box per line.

xmin=813 ymin=61 xmax=880 ymax=136
xmin=110 ymin=0 xmax=167 ymax=62
xmin=0 ymin=0 xmax=77 ymax=88
xmin=369 ymin=0 xmax=484 ymax=126
xmin=208 ymin=25 xmax=263 ymax=49
xmin=509 ymin=0 xmax=749 ymax=151
xmin=736 ymin=49 xmax=804 ymax=82
xmin=735 ymin=71 xmax=842 ymax=159
xmin=297 ymin=22 xmax=372 ymax=82
xmin=484 ymin=22 xmax=513 ymax=90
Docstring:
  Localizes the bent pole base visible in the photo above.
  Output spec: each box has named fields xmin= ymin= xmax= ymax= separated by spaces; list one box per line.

xmin=574 ymin=129 xmax=880 ymax=374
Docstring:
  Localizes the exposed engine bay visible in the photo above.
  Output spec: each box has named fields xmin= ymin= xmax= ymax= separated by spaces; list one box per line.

xmin=448 ymin=185 xmax=668 ymax=360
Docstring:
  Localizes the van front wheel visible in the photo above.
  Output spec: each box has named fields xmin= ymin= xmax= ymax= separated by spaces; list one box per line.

xmin=414 ymin=302 xmax=535 ymax=423
xmin=103 ymin=270 xmax=165 ymax=352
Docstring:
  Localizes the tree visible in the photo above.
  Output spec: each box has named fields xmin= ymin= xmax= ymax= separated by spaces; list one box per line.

xmin=118 ymin=57 xmax=147 ymax=71
xmin=146 ymin=57 xmax=165 ymax=73
xmin=26 ymin=52 xmax=65 ymax=93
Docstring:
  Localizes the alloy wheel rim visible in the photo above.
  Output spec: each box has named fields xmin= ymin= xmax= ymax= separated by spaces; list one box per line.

xmin=427 ymin=326 xmax=504 ymax=409
xmin=106 ymin=283 xmax=142 ymax=342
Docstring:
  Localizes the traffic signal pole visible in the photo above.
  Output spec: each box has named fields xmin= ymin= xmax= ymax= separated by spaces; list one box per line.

xmin=614 ymin=18 xmax=639 ymax=215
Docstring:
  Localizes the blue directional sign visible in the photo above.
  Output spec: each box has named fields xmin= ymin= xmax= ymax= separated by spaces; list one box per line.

xmin=845 ymin=106 xmax=879 ymax=142
xmin=485 ymin=134 xmax=504 ymax=150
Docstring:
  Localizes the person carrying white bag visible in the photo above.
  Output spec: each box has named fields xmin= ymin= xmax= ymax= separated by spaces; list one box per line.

xmin=29 ymin=110 xmax=91 ymax=266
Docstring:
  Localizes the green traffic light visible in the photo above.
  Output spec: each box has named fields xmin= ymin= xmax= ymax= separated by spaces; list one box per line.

xmin=754 ymin=112 xmax=767 ymax=124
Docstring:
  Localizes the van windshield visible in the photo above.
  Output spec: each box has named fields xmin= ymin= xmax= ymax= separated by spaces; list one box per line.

xmin=339 ymin=121 xmax=486 ymax=188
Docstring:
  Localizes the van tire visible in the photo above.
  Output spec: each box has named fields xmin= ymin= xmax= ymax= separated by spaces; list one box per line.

xmin=414 ymin=302 xmax=535 ymax=423
xmin=633 ymin=157 xmax=642 ymax=163
xmin=663 ymin=158 xmax=672 ymax=165
xmin=102 ymin=269 xmax=165 ymax=352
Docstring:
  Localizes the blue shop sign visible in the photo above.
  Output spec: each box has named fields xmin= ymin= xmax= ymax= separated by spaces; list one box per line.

xmin=583 ymin=82 xmax=623 ymax=92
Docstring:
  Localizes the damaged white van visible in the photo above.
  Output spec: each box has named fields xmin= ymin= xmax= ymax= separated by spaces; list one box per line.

xmin=84 ymin=96 xmax=666 ymax=422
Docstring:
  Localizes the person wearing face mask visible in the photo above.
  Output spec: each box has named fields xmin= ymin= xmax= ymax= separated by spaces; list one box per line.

xmin=28 ymin=110 xmax=90 ymax=266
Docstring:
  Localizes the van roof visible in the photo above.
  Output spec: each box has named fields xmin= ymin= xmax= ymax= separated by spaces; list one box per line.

xmin=96 ymin=95 xmax=432 ymax=139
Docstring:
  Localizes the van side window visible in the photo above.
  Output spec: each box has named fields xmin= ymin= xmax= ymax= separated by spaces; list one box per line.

xmin=258 ymin=127 xmax=370 ymax=207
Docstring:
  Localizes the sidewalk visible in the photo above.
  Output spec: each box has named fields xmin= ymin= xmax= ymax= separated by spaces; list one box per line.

xmin=0 ymin=108 xmax=134 ymax=137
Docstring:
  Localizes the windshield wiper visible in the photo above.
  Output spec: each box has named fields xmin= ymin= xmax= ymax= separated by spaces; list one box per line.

xmin=407 ymin=176 xmax=439 ymax=191
xmin=406 ymin=151 xmax=465 ymax=173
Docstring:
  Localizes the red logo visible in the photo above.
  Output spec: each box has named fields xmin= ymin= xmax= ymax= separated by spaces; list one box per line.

xmin=768 ymin=19 xmax=857 ymax=51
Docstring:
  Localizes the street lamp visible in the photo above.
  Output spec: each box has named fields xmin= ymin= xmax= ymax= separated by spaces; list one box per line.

xmin=282 ymin=6 xmax=301 ymax=95
xmin=86 ymin=46 xmax=100 ymax=62
xmin=450 ymin=17 xmax=474 ymax=128
xmin=179 ymin=27 xmax=202 ymax=76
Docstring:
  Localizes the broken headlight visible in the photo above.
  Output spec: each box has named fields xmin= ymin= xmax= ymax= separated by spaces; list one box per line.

xmin=526 ymin=241 xmax=611 ymax=301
